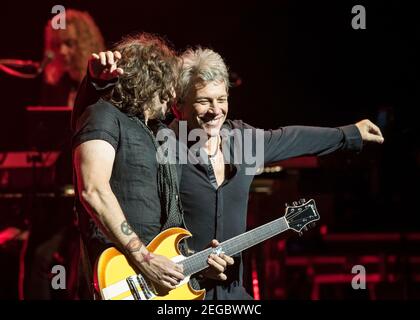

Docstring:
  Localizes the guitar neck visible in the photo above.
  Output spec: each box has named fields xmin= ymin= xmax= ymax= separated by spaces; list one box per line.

xmin=182 ymin=216 xmax=289 ymax=277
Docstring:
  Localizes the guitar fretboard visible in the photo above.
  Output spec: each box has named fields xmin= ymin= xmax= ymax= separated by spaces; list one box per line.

xmin=181 ymin=216 xmax=289 ymax=276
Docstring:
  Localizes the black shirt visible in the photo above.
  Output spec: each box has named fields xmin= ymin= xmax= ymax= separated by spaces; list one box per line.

xmin=179 ymin=120 xmax=362 ymax=300
xmin=72 ymin=99 xmax=165 ymax=263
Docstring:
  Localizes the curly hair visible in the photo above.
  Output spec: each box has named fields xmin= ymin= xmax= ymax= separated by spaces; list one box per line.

xmin=108 ymin=33 xmax=180 ymax=117
xmin=44 ymin=9 xmax=105 ymax=85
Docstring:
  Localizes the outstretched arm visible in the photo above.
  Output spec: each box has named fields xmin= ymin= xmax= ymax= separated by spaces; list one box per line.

xmin=263 ymin=119 xmax=384 ymax=164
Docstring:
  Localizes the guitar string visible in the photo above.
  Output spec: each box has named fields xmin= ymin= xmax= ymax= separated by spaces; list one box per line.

xmin=182 ymin=218 xmax=289 ymax=274
xmin=125 ymin=207 xmax=317 ymax=291
xmin=182 ymin=206 xmax=318 ymax=274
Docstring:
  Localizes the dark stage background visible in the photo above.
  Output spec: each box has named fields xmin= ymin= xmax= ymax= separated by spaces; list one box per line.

xmin=0 ymin=0 xmax=419 ymax=299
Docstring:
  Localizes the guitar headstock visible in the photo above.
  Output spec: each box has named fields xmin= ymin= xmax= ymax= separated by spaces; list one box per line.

xmin=285 ymin=199 xmax=320 ymax=233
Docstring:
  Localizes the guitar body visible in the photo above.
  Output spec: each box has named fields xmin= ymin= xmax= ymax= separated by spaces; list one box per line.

xmin=95 ymin=199 xmax=320 ymax=300
xmin=95 ymin=227 xmax=206 ymax=300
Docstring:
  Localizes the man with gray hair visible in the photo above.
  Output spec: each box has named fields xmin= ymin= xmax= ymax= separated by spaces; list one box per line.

xmin=80 ymin=46 xmax=384 ymax=300
xmin=169 ymin=47 xmax=384 ymax=299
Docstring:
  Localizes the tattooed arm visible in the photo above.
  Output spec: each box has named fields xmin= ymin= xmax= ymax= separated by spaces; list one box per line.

xmin=74 ymin=139 xmax=184 ymax=289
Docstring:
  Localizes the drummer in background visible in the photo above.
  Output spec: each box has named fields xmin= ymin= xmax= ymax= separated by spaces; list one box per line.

xmin=21 ymin=9 xmax=105 ymax=300
xmin=41 ymin=9 xmax=105 ymax=107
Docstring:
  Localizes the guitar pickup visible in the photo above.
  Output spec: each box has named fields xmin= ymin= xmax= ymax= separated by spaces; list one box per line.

xmin=126 ymin=274 xmax=156 ymax=300
xmin=126 ymin=276 xmax=142 ymax=300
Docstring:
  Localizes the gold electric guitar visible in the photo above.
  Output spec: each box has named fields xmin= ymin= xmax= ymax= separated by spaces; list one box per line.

xmin=95 ymin=199 xmax=319 ymax=300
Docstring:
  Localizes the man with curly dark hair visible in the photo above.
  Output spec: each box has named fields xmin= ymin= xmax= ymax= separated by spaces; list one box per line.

xmin=72 ymin=33 xmax=182 ymax=298
xmin=72 ymin=33 xmax=230 ymax=299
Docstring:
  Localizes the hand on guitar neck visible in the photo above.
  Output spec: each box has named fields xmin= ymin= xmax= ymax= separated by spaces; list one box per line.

xmin=126 ymin=237 xmax=234 ymax=291
xmin=200 ymin=239 xmax=235 ymax=281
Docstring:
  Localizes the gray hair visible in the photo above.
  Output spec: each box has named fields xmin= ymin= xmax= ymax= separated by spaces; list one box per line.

xmin=177 ymin=47 xmax=230 ymax=103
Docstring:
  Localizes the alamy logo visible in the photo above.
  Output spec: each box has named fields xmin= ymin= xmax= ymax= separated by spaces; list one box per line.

xmin=51 ymin=5 xmax=66 ymax=30
xmin=351 ymin=264 xmax=366 ymax=290
xmin=155 ymin=121 xmax=265 ymax=175
xmin=51 ymin=265 xmax=66 ymax=290
xmin=351 ymin=5 xmax=366 ymax=30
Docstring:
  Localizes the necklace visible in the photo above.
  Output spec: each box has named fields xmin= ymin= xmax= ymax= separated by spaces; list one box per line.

xmin=208 ymin=135 xmax=221 ymax=158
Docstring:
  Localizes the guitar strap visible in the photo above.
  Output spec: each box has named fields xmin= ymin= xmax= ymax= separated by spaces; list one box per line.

xmin=132 ymin=117 xmax=186 ymax=231
xmin=132 ymin=117 xmax=199 ymax=272
xmin=134 ymin=118 xmax=201 ymax=290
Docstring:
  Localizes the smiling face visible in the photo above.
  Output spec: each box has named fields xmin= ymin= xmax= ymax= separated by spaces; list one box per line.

xmin=179 ymin=79 xmax=228 ymax=137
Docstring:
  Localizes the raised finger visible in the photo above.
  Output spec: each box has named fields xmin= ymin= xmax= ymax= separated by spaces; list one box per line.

xmin=113 ymin=51 xmax=122 ymax=60
xmin=99 ymin=52 xmax=107 ymax=66
xmin=106 ymin=51 xmax=115 ymax=67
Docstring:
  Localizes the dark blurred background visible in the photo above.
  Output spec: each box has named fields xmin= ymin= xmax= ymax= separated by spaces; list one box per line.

xmin=0 ymin=0 xmax=419 ymax=299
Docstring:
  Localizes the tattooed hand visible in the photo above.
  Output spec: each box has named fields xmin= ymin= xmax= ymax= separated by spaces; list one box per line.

xmin=125 ymin=237 xmax=185 ymax=290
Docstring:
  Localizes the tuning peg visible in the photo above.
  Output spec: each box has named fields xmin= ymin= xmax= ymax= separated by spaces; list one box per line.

xmin=299 ymin=198 xmax=306 ymax=204
xmin=310 ymin=222 xmax=317 ymax=228
xmin=298 ymin=232 xmax=303 ymax=237
xmin=293 ymin=201 xmax=298 ymax=206
xmin=302 ymin=226 xmax=308 ymax=232
xmin=285 ymin=202 xmax=289 ymax=207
